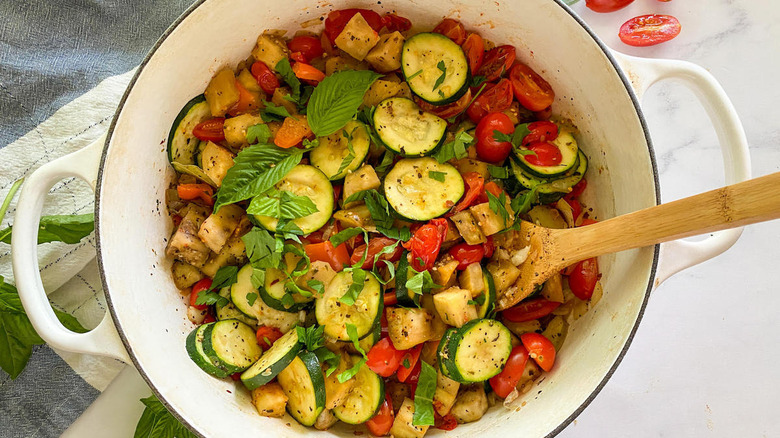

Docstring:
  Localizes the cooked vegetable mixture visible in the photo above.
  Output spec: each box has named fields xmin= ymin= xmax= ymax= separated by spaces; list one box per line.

xmin=166 ymin=9 xmax=603 ymax=436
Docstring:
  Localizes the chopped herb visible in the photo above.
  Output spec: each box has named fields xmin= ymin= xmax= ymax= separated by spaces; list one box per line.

xmin=487 ymin=190 xmax=512 ymax=227
xmin=488 ymin=164 xmax=509 ymax=179
xmin=406 ymin=69 xmax=423 ymax=81
xmin=246 ymin=293 xmax=258 ymax=306
xmin=402 ymin=358 xmax=411 ymax=368
xmin=246 ymin=189 xmax=319 ymax=220
xmin=471 ymin=75 xmax=488 ymax=88
xmin=339 ymin=268 xmax=367 ymax=305
xmin=334 ymin=129 xmax=357 ymax=176
xmin=330 ymin=227 xmax=365 ymax=248
xmin=428 ymin=171 xmax=446 ymax=182
xmin=432 ymin=131 xmax=474 ymax=163
xmin=406 ymin=268 xmax=439 ymax=295
xmin=260 ymin=100 xmax=292 ymax=122
xmin=412 ymin=361 xmax=438 ymax=426
xmin=433 ymin=61 xmax=447 ymax=90
xmin=246 ymin=123 xmax=272 ymax=144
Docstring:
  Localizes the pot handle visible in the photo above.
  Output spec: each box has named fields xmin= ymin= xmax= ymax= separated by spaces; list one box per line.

xmin=611 ymin=51 xmax=752 ymax=287
xmin=11 ymin=132 xmax=130 ymax=363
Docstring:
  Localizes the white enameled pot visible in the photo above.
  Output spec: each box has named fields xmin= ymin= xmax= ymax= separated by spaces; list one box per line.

xmin=12 ymin=0 xmax=750 ymax=437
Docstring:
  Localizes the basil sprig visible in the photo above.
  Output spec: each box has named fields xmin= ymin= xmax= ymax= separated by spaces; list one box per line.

xmin=306 ymin=70 xmax=382 ymax=137
xmin=412 ymin=361 xmax=438 ymax=426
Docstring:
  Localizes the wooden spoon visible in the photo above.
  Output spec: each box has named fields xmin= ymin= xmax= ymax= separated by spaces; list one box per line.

xmin=496 ymin=172 xmax=780 ymax=310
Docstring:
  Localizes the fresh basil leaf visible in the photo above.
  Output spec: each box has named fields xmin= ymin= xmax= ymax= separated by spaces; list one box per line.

xmin=246 ymin=293 xmax=258 ymax=306
xmin=334 ymin=129 xmax=357 ymax=177
xmin=242 ymin=227 xmax=283 ymax=270
xmin=345 ymin=323 xmax=366 ymax=357
xmin=1 ymin=213 xmax=95 ymax=245
xmin=208 ymin=265 xmax=239 ymax=293
xmin=406 ymin=269 xmax=439 ymax=295
xmin=512 ymin=123 xmax=533 ymax=147
xmin=260 ymin=100 xmax=292 ymax=122
xmin=372 ymin=240 xmax=400 ymax=270
xmin=135 ymin=394 xmax=197 ymax=438
xmin=433 ymin=61 xmax=447 ymax=91
xmin=307 ymin=279 xmax=325 ymax=297
xmin=510 ymin=186 xmax=540 ymax=216
xmin=247 ymin=189 xmax=319 ymax=220
xmin=376 ymin=225 xmax=411 ymax=242
xmin=246 ymin=123 xmax=272 ymax=144
xmin=406 ymin=69 xmax=423 ymax=81
xmin=362 ymin=190 xmax=394 ymax=230
xmin=0 ymin=178 xmax=23 ymax=225
xmin=487 ymin=191 xmax=512 ymax=227
xmin=330 ymin=227 xmax=364 ymax=248
xmin=275 ymin=58 xmax=302 ymax=104
xmin=214 ymin=144 xmax=304 ymax=212
xmin=317 ymin=345 xmax=340 ymax=377
xmin=412 ymin=361 xmax=438 ymax=426
xmin=337 ymin=356 xmax=366 ymax=383
xmin=428 ymin=171 xmax=446 ymax=182
xmin=488 ymin=165 xmax=510 ymax=179
xmin=339 ymin=268 xmax=367 ymax=305
xmin=470 ymin=75 xmax=488 ymax=88
xmin=374 ymin=150 xmax=396 ymax=175
xmin=194 ymin=290 xmax=229 ymax=307
xmin=307 ymin=70 xmax=382 ymax=137
xmin=432 ymin=131 xmax=474 ymax=163
xmin=54 ymin=308 xmax=87 ymax=334
xmin=297 ymin=325 xmax=326 ymax=351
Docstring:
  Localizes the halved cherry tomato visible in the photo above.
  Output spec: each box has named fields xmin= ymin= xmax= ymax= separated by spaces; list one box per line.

xmin=475 ymin=111 xmax=514 ymax=163
xmin=324 ymin=9 xmax=383 ymax=42
xmin=274 ymin=116 xmax=312 ymax=148
xmin=304 ymin=240 xmax=350 ymax=272
xmin=287 ymin=35 xmax=323 ymax=62
xmin=478 ymin=45 xmax=516 ymax=82
xmin=256 ymin=325 xmax=284 ymax=351
xmin=483 ymin=235 xmax=495 ymax=258
xmin=489 ymin=345 xmax=529 ymax=398
xmin=509 ymin=63 xmax=555 ymax=112
xmin=585 ymin=0 xmax=635 ymax=12
xmin=520 ymin=332 xmax=556 ymax=372
xmin=192 ymin=118 xmax=225 ymax=142
xmin=462 ymin=33 xmax=485 ymax=73
xmin=433 ymin=18 xmax=466 ymax=45
xmin=350 ymin=236 xmax=403 ymax=270
xmin=250 ymin=61 xmax=280 ymax=95
xmin=292 ymin=62 xmax=325 ymax=85
xmin=502 ymin=298 xmax=561 ymax=322
xmin=367 ymin=337 xmax=405 ymax=377
xmin=382 ymin=13 xmax=412 ymax=32
xmin=383 ymin=291 xmax=398 ymax=307
xmin=228 ymin=80 xmax=261 ymax=116
xmin=619 ymin=14 xmax=682 ymax=47
xmin=524 ymin=141 xmax=563 ymax=167
xmin=466 ymin=78 xmax=513 ymax=123
xmin=189 ymin=278 xmax=213 ymax=310
xmin=414 ymin=88 xmax=472 ymax=119
xmin=177 ymin=184 xmax=214 ymax=206
xmin=522 ymin=121 xmax=559 ymax=146
xmin=403 ymin=219 xmax=448 ymax=271
xmin=449 ymin=243 xmax=486 ymax=270
xmin=396 ymin=344 xmax=423 ymax=382
xmin=564 ymin=178 xmax=588 ymax=200
xmin=366 ymin=394 xmax=395 ymax=436
xmin=569 ymin=257 xmax=599 ymax=300
xmin=476 ymin=180 xmax=505 ymax=204
xmin=451 ymin=172 xmax=484 ymax=213
xmin=435 ymin=413 xmax=459 ymax=431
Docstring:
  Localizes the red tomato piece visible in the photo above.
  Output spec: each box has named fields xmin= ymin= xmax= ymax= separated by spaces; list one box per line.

xmin=432 ymin=18 xmax=466 ymax=45
xmin=189 ymin=278 xmax=213 ymax=310
xmin=414 ymin=88 xmax=472 ymax=120
xmin=287 ymin=35 xmax=323 ymax=62
xmin=228 ymin=80 xmax=261 ymax=116
xmin=475 ymin=111 xmax=514 ymax=163
xmin=304 ymin=240 xmax=350 ymax=272
xmin=292 ymin=62 xmax=326 ymax=85
xmin=534 ymin=106 xmax=553 ymax=121
xmin=396 ymin=345 xmax=423 ymax=382
xmin=522 ymin=121 xmax=559 ymax=146
xmin=580 ymin=218 xmax=600 ymax=227
xmin=381 ymin=13 xmax=412 ymax=32
xmin=324 ymin=9 xmax=383 ymax=42
xmin=177 ymin=183 xmax=214 ymax=206
xmin=403 ymin=219 xmax=448 ymax=271
xmin=520 ymin=333 xmax=556 ymax=372
xmin=478 ymin=45 xmax=516 ymax=82
xmin=524 ymin=141 xmax=563 ymax=167
xmin=256 ymin=326 xmax=284 ymax=351
xmin=483 ymin=235 xmax=495 ymax=258
xmin=366 ymin=394 xmax=395 ymax=436
xmin=383 ymin=291 xmax=398 ymax=307
xmin=585 ymin=0 xmax=635 ymax=12
xmin=502 ymin=298 xmax=561 ymax=323
xmin=406 ymin=360 xmax=423 ymax=395
xmin=569 ymin=257 xmax=600 ymax=300
xmin=250 ymin=61 xmax=280 ymax=95
xmin=466 ymin=78 xmax=514 ymax=123
xmin=462 ymin=33 xmax=485 ymax=74
xmin=566 ymin=198 xmax=583 ymax=222
xmin=192 ymin=118 xmax=225 ymax=142
xmin=509 ymin=63 xmax=555 ymax=112
xmin=451 ymin=172 xmax=485 ymax=214
xmin=435 ymin=413 xmax=459 ymax=431
xmin=366 ymin=337 xmax=405 ymax=377
xmin=564 ymin=178 xmax=588 ymax=200
xmin=488 ymin=345 xmax=530 ymax=398
xmin=201 ymin=312 xmax=216 ymax=324
xmin=619 ymin=14 xmax=682 ymax=47
xmin=448 ymin=243 xmax=486 ymax=270
xmin=350 ymin=237 xmax=403 ymax=270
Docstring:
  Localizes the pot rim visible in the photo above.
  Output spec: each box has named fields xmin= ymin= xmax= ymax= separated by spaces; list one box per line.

xmin=93 ymin=1 xmax=661 ymax=436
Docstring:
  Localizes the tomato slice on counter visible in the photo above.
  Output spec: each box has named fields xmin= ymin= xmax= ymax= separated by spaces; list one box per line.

xmin=433 ymin=18 xmax=467 ymax=45
xmin=520 ymin=333 xmax=556 ymax=372
xmin=619 ymin=14 xmax=682 ymax=47
xmin=585 ymin=0 xmax=635 ymax=13
xmin=466 ymin=78 xmax=513 ymax=123
xmin=324 ymin=8 xmax=383 ymax=42
xmin=381 ymin=13 xmax=412 ymax=32
xmin=403 ymin=218 xmax=448 ymax=271
xmin=350 ymin=236 xmax=403 ymax=269
xmin=192 ymin=118 xmax=225 ymax=142
xmin=475 ymin=111 xmax=514 ymax=162
xmin=304 ymin=240 xmax=350 ymax=272
xmin=502 ymin=298 xmax=561 ymax=323
xmin=189 ymin=278 xmax=213 ymax=310
xmin=449 ymin=242 xmax=486 ymax=270
xmin=509 ymin=63 xmax=555 ymax=112
xmin=287 ymin=35 xmax=323 ymax=62
xmin=396 ymin=344 xmax=423 ymax=382
xmin=250 ymin=61 xmax=280 ymax=95
xmin=489 ymin=345 xmax=530 ymax=398
xmin=451 ymin=172 xmax=485 ymax=214
xmin=569 ymin=257 xmax=600 ymax=300
xmin=478 ymin=45 xmax=516 ymax=82
xmin=256 ymin=326 xmax=284 ymax=351
xmin=462 ymin=33 xmax=485 ymax=73
xmin=366 ymin=337 xmax=405 ymax=377
xmin=522 ymin=121 xmax=559 ymax=145
xmin=366 ymin=394 xmax=395 ymax=436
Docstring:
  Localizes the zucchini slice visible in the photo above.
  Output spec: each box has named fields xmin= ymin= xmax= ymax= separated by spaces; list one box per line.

xmin=310 ymin=121 xmax=371 ymax=180
xmin=511 ymin=149 xmax=588 ymax=205
xmin=254 ymin=165 xmax=334 ymax=234
xmin=201 ymin=319 xmax=263 ymax=374
xmin=185 ymin=323 xmax=230 ymax=378
xmin=167 ymin=95 xmax=218 ymax=185
xmin=384 ymin=158 xmax=464 ymax=221
xmin=373 ymin=98 xmax=447 ymax=157
xmin=514 ymin=130 xmax=579 ymax=178
xmin=277 ymin=351 xmax=327 ymax=426
xmin=241 ymin=329 xmax=302 ymax=390
xmin=332 ymin=360 xmax=385 ymax=424
xmin=315 ymin=270 xmax=383 ymax=341
xmin=402 ymin=33 xmax=470 ymax=105
xmin=215 ymin=287 xmax=258 ymax=327
xmin=230 ymin=265 xmax=301 ymax=332
xmin=438 ymin=319 xmax=512 ymax=383
xmin=394 ymin=251 xmax=419 ymax=307
xmin=476 ymin=268 xmax=497 ymax=319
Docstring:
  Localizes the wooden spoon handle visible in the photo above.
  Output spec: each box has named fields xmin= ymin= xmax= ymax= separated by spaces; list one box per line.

xmin=557 ymin=172 xmax=780 ymax=263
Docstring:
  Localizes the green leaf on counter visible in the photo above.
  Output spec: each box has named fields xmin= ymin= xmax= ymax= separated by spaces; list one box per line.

xmin=0 ymin=213 xmax=95 ymax=245
xmin=134 ymin=394 xmax=197 ymax=438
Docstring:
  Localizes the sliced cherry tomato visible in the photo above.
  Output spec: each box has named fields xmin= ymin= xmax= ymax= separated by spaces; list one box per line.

xmin=367 ymin=337 xmax=405 ymax=377
xmin=250 ymin=61 xmax=280 ymax=95
xmin=274 ymin=116 xmax=312 ymax=148
xmin=509 ymin=63 xmax=555 ymax=112
xmin=287 ymin=35 xmax=323 ymax=62
xmin=523 ymin=141 xmax=563 ymax=167
xmin=569 ymin=257 xmax=599 ymax=300
xmin=350 ymin=237 xmax=403 ymax=269
xmin=619 ymin=14 xmax=682 ymax=47
xmin=585 ymin=0 xmax=635 ymax=12
xmin=177 ymin=183 xmax=214 ymax=206
xmin=396 ymin=345 xmax=423 ymax=382
xmin=228 ymin=80 xmax=261 ymax=116
xmin=304 ymin=240 xmax=350 ymax=272
xmin=381 ymin=13 xmax=412 ymax=32
xmin=292 ymin=62 xmax=325 ymax=85
xmin=483 ymin=235 xmax=495 ymax=258
xmin=478 ymin=45 xmax=516 ymax=82
xmin=189 ymin=278 xmax=213 ymax=310
xmin=451 ymin=172 xmax=484 ymax=213
xmin=403 ymin=219 xmax=448 ymax=271
xmin=383 ymin=291 xmax=398 ymax=307
xmin=467 ymin=78 xmax=513 ymax=123
xmin=192 ymin=118 xmax=225 ymax=142
xmin=324 ymin=9 xmax=383 ymax=42
xmin=414 ymin=88 xmax=472 ymax=120
xmin=502 ymin=298 xmax=561 ymax=322
xmin=432 ymin=18 xmax=466 ymax=45
xmin=522 ymin=121 xmax=559 ymax=146
xmin=488 ymin=345 xmax=530 ymax=398
xmin=462 ymin=33 xmax=485 ymax=74
xmin=449 ymin=243 xmax=486 ymax=270
xmin=520 ymin=332 xmax=556 ymax=372
xmin=475 ymin=111 xmax=514 ymax=163
xmin=564 ymin=178 xmax=588 ymax=200
xmin=256 ymin=325 xmax=284 ymax=351
xmin=366 ymin=394 xmax=395 ymax=436
xmin=435 ymin=413 xmax=459 ymax=431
